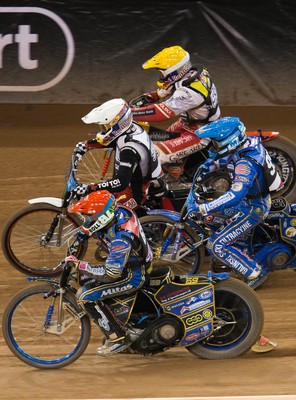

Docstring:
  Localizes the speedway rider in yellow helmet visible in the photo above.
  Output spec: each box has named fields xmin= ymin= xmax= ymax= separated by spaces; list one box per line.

xmin=130 ymin=46 xmax=221 ymax=178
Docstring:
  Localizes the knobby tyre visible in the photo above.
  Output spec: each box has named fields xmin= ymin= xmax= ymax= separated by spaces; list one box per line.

xmin=264 ymin=136 xmax=296 ymax=203
xmin=1 ymin=204 xmax=87 ymax=276
xmin=186 ymin=277 xmax=264 ymax=359
xmin=2 ymin=284 xmax=91 ymax=369
xmin=140 ymin=215 xmax=204 ymax=275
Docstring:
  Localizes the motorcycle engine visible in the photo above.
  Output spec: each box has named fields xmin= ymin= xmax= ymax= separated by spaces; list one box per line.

xmin=254 ymin=242 xmax=294 ymax=270
xmin=130 ymin=315 xmax=184 ymax=355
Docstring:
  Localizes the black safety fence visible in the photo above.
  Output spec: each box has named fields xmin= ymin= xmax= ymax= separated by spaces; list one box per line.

xmin=0 ymin=0 xmax=295 ymax=105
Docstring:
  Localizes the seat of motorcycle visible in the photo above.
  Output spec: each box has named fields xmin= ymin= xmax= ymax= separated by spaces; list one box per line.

xmin=148 ymin=266 xmax=173 ymax=287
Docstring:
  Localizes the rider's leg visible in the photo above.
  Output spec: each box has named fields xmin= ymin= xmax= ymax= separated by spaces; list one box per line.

xmin=77 ymin=265 xmax=146 ymax=356
xmin=207 ymin=208 xmax=263 ymax=280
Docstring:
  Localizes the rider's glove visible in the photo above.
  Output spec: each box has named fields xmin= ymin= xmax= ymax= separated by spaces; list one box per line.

xmin=144 ymin=91 xmax=159 ymax=103
xmin=157 ymin=87 xmax=173 ymax=99
xmin=74 ymin=141 xmax=88 ymax=161
xmin=71 ymin=183 xmax=95 ymax=200
xmin=130 ymin=91 xmax=159 ymax=108
xmin=65 ymin=255 xmax=79 ymax=263
xmin=63 ymin=255 xmax=79 ymax=270
xmin=187 ymin=200 xmax=201 ymax=217
xmin=195 ymin=159 xmax=217 ymax=182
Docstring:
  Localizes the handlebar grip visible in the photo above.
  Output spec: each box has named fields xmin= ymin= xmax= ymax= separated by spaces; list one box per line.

xmin=67 ymin=261 xmax=76 ymax=269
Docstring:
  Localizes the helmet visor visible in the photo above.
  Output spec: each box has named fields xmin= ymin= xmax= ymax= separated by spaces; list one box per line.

xmin=95 ymin=123 xmax=112 ymax=134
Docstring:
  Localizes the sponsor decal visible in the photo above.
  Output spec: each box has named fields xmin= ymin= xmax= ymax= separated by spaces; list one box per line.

xmin=185 ymin=277 xmax=200 ymax=284
xmin=0 ymin=7 xmax=74 ymax=91
xmin=199 ymin=290 xmax=212 ymax=300
xmin=158 ymin=103 xmax=174 ymax=117
xmin=214 ymin=243 xmax=226 ymax=258
xmin=202 ymin=309 xmax=213 ymax=319
xmin=159 ymin=287 xmax=191 ymax=303
xmin=200 ymin=323 xmax=211 ymax=333
xmin=286 ymin=227 xmax=296 ymax=237
xmin=235 ymin=176 xmax=249 ymax=183
xmin=235 ymin=163 xmax=251 ymax=175
xmin=102 ymin=283 xmax=133 ymax=296
xmin=205 ymin=192 xmax=236 ymax=211
xmin=95 ymin=305 xmax=110 ymax=331
xmin=225 ymin=255 xmax=248 ymax=275
xmin=185 ymin=332 xmax=201 ymax=342
xmin=219 ymin=220 xmax=252 ymax=244
xmin=180 ymin=299 xmax=211 ymax=314
xmin=232 ymin=182 xmax=243 ymax=192
xmin=186 ymin=296 xmax=197 ymax=305
xmin=165 ymin=301 xmax=185 ymax=311
xmin=114 ymin=305 xmax=130 ymax=317
xmin=185 ymin=313 xmax=203 ymax=326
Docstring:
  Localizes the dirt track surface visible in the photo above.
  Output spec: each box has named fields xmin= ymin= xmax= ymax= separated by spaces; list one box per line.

xmin=0 ymin=104 xmax=296 ymax=400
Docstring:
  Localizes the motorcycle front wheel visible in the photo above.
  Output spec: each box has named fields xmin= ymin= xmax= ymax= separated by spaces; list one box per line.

xmin=1 ymin=204 xmax=87 ymax=276
xmin=2 ymin=284 xmax=91 ymax=369
xmin=186 ymin=277 xmax=264 ymax=359
xmin=140 ymin=215 xmax=204 ymax=275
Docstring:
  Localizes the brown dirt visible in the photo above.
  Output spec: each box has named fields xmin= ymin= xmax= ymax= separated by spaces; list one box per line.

xmin=0 ymin=105 xmax=296 ymax=400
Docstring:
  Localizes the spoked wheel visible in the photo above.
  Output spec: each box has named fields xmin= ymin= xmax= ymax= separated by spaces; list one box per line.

xmin=186 ymin=278 xmax=264 ymax=359
xmin=75 ymin=147 xmax=114 ymax=183
xmin=1 ymin=204 xmax=87 ymax=276
xmin=2 ymin=284 xmax=91 ymax=369
xmin=264 ymin=136 xmax=296 ymax=203
xmin=140 ymin=215 xmax=204 ymax=275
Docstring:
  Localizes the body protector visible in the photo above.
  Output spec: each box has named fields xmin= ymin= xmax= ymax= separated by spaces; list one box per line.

xmin=189 ymin=118 xmax=281 ymax=281
xmin=79 ymin=123 xmax=162 ymax=205
xmin=243 ymin=136 xmax=283 ymax=194
xmin=75 ymin=205 xmax=153 ymax=302
xmin=73 ymin=205 xmax=153 ymax=345
xmin=131 ymin=66 xmax=220 ymax=125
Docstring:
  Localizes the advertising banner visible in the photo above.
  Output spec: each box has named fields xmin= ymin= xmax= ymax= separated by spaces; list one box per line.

xmin=0 ymin=0 xmax=295 ymax=105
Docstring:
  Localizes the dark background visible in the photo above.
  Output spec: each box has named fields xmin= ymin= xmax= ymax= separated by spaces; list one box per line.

xmin=0 ymin=0 xmax=296 ymax=105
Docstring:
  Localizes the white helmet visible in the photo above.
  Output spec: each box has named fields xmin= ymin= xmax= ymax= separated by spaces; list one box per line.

xmin=82 ymin=98 xmax=133 ymax=146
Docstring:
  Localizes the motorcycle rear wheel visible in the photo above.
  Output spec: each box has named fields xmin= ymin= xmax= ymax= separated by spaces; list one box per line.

xmin=1 ymin=204 xmax=87 ymax=276
xmin=140 ymin=215 xmax=204 ymax=275
xmin=186 ymin=277 xmax=264 ymax=359
xmin=2 ymin=284 xmax=91 ymax=369
xmin=264 ymin=136 xmax=296 ymax=203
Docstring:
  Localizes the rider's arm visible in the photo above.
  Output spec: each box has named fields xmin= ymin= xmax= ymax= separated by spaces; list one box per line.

xmin=73 ymin=138 xmax=103 ymax=162
xmin=131 ymin=86 xmax=206 ymax=123
xmin=77 ymin=235 xmax=132 ymax=283
xmin=199 ymin=159 xmax=258 ymax=214
xmin=131 ymin=102 xmax=176 ymax=122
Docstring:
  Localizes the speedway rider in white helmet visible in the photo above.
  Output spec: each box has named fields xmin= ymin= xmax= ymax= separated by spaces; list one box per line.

xmin=71 ymin=98 xmax=163 ymax=208
xmin=130 ymin=45 xmax=221 ymax=178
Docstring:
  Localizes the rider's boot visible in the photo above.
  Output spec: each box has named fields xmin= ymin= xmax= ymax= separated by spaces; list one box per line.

xmin=247 ymin=271 xmax=268 ymax=290
xmin=251 ymin=335 xmax=277 ymax=353
xmin=84 ymin=302 xmax=131 ymax=356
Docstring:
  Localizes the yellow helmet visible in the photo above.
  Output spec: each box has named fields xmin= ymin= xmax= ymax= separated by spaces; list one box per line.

xmin=142 ymin=46 xmax=191 ymax=89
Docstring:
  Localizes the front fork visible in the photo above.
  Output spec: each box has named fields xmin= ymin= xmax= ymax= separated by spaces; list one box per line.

xmin=41 ymin=208 xmax=68 ymax=247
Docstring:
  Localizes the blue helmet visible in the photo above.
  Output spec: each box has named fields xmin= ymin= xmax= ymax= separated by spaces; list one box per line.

xmin=196 ymin=117 xmax=247 ymax=159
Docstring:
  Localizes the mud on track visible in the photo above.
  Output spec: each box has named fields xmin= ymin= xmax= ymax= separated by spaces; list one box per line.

xmin=0 ymin=105 xmax=296 ymax=400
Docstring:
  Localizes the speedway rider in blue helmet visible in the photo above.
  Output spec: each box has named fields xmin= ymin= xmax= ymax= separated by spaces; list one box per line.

xmin=187 ymin=116 xmax=282 ymax=289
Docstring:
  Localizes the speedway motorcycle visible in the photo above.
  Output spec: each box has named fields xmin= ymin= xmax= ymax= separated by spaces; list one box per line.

xmin=139 ymin=174 xmax=296 ymax=287
xmin=130 ymin=94 xmax=296 ymax=203
xmin=2 ymin=259 xmax=264 ymax=369
xmin=1 ymin=149 xmax=200 ymax=277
